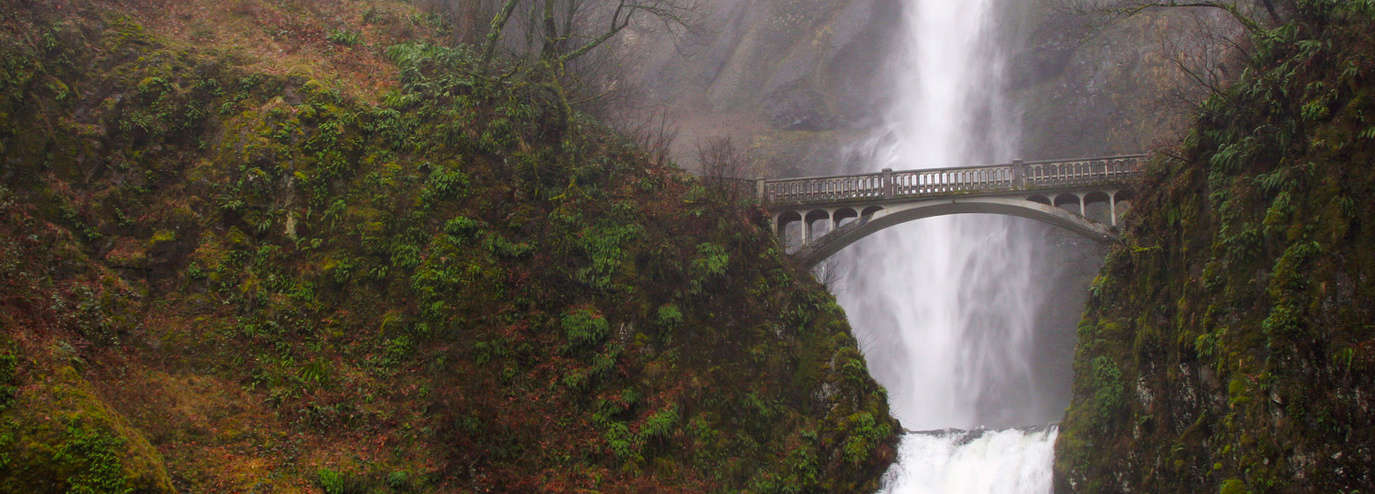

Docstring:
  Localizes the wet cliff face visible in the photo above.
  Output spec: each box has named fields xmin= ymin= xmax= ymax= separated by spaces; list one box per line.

xmin=1005 ymin=3 xmax=1243 ymax=159
xmin=1054 ymin=3 xmax=1375 ymax=492
xmin=607 ymin=0 xmax=904 ymax=175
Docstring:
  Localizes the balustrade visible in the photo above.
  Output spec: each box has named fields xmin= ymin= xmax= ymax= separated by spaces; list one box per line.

xmin=762 ymin=154 xmax=1145 ymax=206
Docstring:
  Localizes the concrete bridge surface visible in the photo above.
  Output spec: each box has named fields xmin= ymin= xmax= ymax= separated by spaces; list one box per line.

xmin=756 ymin=155 xmax=1147 ymax=267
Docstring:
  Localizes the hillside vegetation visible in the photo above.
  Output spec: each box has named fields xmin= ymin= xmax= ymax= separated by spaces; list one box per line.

xmin=0 ymin=0 xmax=897 ymax=491
xmin=1056 ymin=0 xmax=1375 ymax=491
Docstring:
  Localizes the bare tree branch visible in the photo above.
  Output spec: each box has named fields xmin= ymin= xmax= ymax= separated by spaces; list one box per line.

xmin=480 ymin=0 xmax=523 ymax=70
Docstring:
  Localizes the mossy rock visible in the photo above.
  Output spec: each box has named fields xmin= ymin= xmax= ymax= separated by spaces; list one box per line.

xmin=0 ymin=364 xmax=174 ymax=493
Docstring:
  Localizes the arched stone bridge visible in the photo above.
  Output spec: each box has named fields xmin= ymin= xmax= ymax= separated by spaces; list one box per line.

xmin=757 ymin=155 xmax=1147 ymax=267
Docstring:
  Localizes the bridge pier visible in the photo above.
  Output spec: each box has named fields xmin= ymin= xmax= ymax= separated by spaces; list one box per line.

xmin=1109 ymin=190 xmax=1118 ymax=227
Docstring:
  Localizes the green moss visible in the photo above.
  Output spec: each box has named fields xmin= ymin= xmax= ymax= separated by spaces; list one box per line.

xmin=0 ymin=366 xmax=173 ymax=492
xmin=1219 ymin=478 xmax=1248 ymax=494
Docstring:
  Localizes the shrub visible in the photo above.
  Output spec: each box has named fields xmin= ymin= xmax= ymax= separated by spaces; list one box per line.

xmin=841 ymin=411 xmax=889 ymax=465
xmin=386 ymin=470 xmax=412 ymax=490
xmin=422 ymin=166 xmax=469 ymax=204
xmin=689 ymin=242 xmax=729 ymax=294
xmin=443 ymin=216 xmax=479 ymax=237
xmin=561 ymin=308 xmax=609 ymax=351
xmin=326 ymin=29 xmax=361 ymax=46
xmin=52 ymin=423 xmax=129 ymax=494
xmin=1088 ymin=356 xmax=1125 ymax=428
xmin=315 ymin=467 xmax=372 ymax=494
xmin=654 ymin=304 xmax=683 ymax=328
xmin=639 ymin=405 xmax=679 ymax=442
xmin=1219 ymin=478 xmax=1248 ymax=494
xmin=576 ymin=223 xmax=641 ymax=290
xmin=0 ymin=350 xmax=15 ymax=410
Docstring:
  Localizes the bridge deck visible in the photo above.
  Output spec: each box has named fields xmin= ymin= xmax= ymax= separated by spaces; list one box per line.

xmin=759 ymin=154 xmax=1147 ymax=208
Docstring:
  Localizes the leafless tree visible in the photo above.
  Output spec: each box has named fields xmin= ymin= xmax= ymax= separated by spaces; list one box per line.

xmin=1158 ymin=9 xmax=1249 ymax=101
xmin=478 ymin=0 xmax=698 ymax=70
xmin=627 ymin=107 xmax=679 ymax=168
xmin=1053 ymin=0 xmax=1291 ymax=115
xmin=459 ymin=0 xmax=699 ymax=130
xmin=1056 ymin=0 xmax=1291 ymax=33
xmin=813 ymin=256 xmax=848 ymax=294
xmin=695 ymin=136 xmax=751 ymax=205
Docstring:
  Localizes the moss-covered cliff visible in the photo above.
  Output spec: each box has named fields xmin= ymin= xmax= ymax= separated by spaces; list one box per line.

xmin=0 ymin=0 xmax=897 ymax=491
xmin=1056 ymin=1 xmax=1375 ymax=491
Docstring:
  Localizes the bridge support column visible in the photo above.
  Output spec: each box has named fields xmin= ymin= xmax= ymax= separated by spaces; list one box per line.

xmin=1109 ymin=190 xmax=1118 ymax=227
xmin=882 ymin=168 xmax=894 ymax=199
xmin=1077 ymin=193 xmax=1086 ymax=217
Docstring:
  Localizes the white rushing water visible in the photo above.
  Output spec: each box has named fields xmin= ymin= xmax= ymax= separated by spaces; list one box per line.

xmin=827 ymin=0 xmax=1060 ymax=492
xmin=880 ymin=428 xmax=1057 ymax=493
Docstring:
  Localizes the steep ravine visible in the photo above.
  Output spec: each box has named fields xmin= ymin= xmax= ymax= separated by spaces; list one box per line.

xmin=1056 ymin=2 xmax=1375 ymax=492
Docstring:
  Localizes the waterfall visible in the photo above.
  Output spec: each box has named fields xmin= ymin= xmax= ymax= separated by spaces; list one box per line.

xmin=827 ymin=0 xmax=1061 ymax=491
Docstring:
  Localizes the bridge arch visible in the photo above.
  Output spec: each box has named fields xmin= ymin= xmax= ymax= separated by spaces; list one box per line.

xmin=782 ymin=196 xmax=1117 ymax=267
xmin=758 ymin=154 xmax=1147 ymax=266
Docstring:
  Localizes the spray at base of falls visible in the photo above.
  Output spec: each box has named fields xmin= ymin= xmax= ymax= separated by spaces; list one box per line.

xmin=880 ymin=427 xmax=1058 ymax=494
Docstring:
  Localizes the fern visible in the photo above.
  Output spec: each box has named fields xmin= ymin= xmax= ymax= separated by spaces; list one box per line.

xmin=1255 ymin=168 xmax=1293 ymax=195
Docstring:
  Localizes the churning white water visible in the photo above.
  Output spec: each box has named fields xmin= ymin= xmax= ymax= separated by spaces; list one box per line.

xmin=827 ymin=0 xmax=1060 ymax=492
xmin=880 ymin=428 xmax=1057 ymax=493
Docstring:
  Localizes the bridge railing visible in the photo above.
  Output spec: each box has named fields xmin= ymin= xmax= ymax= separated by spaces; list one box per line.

xmin=763 ymin=171 xmax=888 ymax=203
xmin=761 ymin=154 xmax=1146 ymax=205
xmin=1023 ymin=155 xmax=1144 ymax=188
xmin=891 ymin=163 xmax=1015 ymax=196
